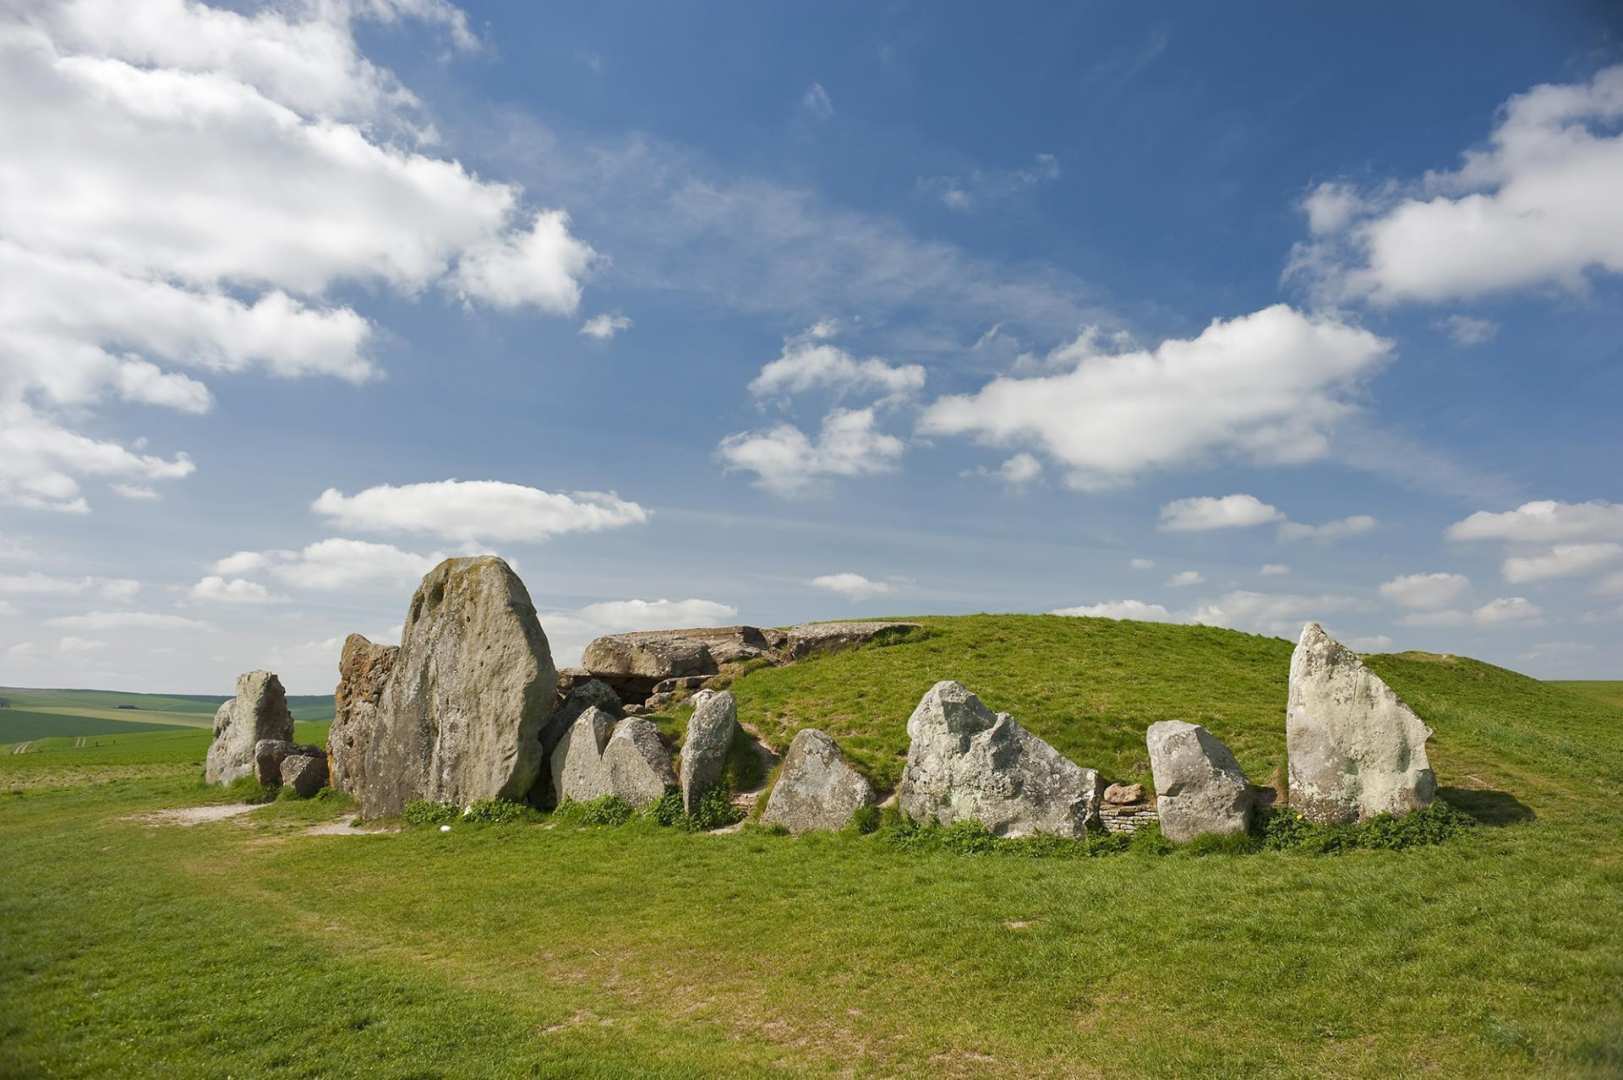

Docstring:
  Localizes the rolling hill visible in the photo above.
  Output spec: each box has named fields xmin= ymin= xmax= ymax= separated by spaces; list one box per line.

xmin=1 ymin=616 xmax=1619 ymax=1078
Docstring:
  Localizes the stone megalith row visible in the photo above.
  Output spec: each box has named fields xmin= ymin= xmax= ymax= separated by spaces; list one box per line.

xmin=205 ymin=671 xmax=294 ymax=785
xmin=1286 ymin=621 xmax=1436 ymax=824
xmin=549 ymin=706 xmax=676 ymax=808
xmin=329 ymin=556 xmax=558 ymax=819
xmin=897 ymin=680 xmax=1102 ymax=839
xmin=1135 ymin=621 xmax=1438 ymax=842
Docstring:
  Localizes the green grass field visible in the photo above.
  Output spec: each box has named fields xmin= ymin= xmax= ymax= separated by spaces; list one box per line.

xmin=1551 ymin=680 xmax=1623 ymax=711
xmin=2 ymin=617 xmax=1620 ymax=1077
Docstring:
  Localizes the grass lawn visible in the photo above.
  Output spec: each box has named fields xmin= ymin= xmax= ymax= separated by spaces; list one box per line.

xmin=1551 ymin=680 xmax=1623 ymax=711
xmin=2 ymin=617 xmax=1620 ymax=1077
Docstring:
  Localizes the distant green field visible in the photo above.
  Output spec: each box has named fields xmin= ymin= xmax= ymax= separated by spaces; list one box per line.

xmin=0 ymin=709 xmax=188 ymax=745
xmin=0 ymin=686 xmax=335 ymax=743
xmin=1550 ymin=681 xmax=1623 ymax=711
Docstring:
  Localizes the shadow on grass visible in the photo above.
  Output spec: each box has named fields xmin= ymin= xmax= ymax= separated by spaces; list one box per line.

xmin=1439 ymin=786 xmax=1535 ymax=826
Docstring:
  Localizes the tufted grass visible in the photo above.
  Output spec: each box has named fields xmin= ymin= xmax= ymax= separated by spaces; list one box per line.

xmin=2 ymin=616 xmax=1621 ymax=1078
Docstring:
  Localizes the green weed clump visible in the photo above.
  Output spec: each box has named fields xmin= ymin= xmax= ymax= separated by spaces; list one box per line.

xmin=402 ymin=800 xmax=459 ymax=827
xmin=1253 ymin=800 xmax=1473 ymax=854
xmin=682 ymin=787 xmax=743 ymax=832
xmin=556 ymin=795 xmax=635 ymax=826
xmin=460 ymin=798 xmax=536 ymax=825
xmin=223 ymin=774 xmax=279 ymax=805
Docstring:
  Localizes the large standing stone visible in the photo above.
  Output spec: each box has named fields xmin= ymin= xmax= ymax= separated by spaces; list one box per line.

xmin=897 ymin=681 xmax=1102 ymax=838
xmin=549 ymin=707 xmax=675 ymax=808
xmin=205 ymin=671 xmax=294 ymax=785
xmin=1287 ymin=622 xmax=1437 ymax=824
xmin=680 ymin=689 xmax=738 ymax=813
xmin=761 ymin=728 xmax=875 ymax=833
xmin=1146 ymin=721 xmax=1253 ymax=843
xmin=335 ymin=557 xmax=557 ymax=818
xmin=280 ymin=753 xmax=329 ymax=798
xmin=328 ymin=633 xmax=398 ymax=796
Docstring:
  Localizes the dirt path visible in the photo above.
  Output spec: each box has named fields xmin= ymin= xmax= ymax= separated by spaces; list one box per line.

xmin=11 ymin=741 xmax=32 ymax=755
xmin=305 ymin=814 xmax=399 ymax=837
xmin=131 ymin=803 xmax=265 ymax=827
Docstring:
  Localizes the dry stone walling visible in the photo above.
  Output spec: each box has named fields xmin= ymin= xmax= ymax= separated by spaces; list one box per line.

xmin=205 ymin=671 xmax=294 ymax=785
xmin=1286 ymin=622 xmax=1436 ymax=824
xmin=330 ymin=556 xmax=557 ymax=819
xmin=898 ymin=680 xmax=1103 ymax=839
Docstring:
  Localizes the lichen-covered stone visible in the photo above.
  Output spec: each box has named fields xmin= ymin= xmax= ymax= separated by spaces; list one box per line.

xmin=328 ymin=633 xmax=398 ymax=796
xmin=680 ymin=689 xmax=738 ymax=813
xmin=761 ymin=728 xmax=875 ymax=834
xmin=580 ymin=632 xmax=718 ymax=701
xmin=205 ymin=671 xmax=294 ymax=785
xmin=334 ymin=557 xmax=557 ymax=818
xmin=897 ymin=680 xmax=1102 ymax=838
xmin=549 ymin=707 xmax=674 ymax=808
xmin=280 ymin=753 xmax=329 ymax=798
xmin=1287 ymin=622 xmax=1436 ymax=824
xmin=1146 ymin=721 xmax=1252 ymax=843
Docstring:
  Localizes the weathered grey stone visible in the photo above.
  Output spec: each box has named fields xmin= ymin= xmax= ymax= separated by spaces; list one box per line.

xmin=603 ymin=718 xmax=677 ymax=808
xmin=550 ymin=706 xmax=616 ymax=803
xmin=253 ymin=738 xmax=323 ymax=786
xmin=280 ymin=753 xmax=329 ymax=798
xmin=784 ymin=621 xmax=920 ymax=660
xmin=652 ymin=675 xmax=712 ymax=695
xmin=1146 ymin=721 xmax=1253 ymax=843
xmin=581 ymin=631 xmax=719 ymax=701
xmin=334 ymin=557 xmax=557 ymax=818
xmin=761 ymin=728 xmax=875 ymax=833
xmin=549 ymin=707 xmax=675 ymax=808
xmin=1103 ymin=782 xmax=1146 ymax=806
xmin=680 ymin=690 xmax=738 ymax=813
xmin=327 ymin=633 xmax=398 ymax=796
xmin=544 ymin=679 xmax=621 ymax=756
xmin=896 ymin=681 xmax=1102 ymax=838
xmin=205 ymin=671 xmax=294 ymax=785
xmin=1287 ymin=622 xmax=1437 ymax=824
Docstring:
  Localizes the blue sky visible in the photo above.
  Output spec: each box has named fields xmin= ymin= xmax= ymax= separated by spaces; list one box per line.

xmin=2 ymin=0 xmax=1621 ymax=692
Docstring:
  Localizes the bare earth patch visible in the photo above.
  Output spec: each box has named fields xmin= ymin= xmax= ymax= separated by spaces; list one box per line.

xmin=131 ymin=803 xmax=264 ymax=827
xmin=305 ymin=814 xmax=399 ymax=837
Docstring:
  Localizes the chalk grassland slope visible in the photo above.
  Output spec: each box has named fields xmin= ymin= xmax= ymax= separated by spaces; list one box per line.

xmin=1551 ymin=680 xmax=1623 ymax=711
xmin=0 ymin=686 xmax=335 ymax=739
xmin=2 ymin=616 xmax=1620 ymax=1078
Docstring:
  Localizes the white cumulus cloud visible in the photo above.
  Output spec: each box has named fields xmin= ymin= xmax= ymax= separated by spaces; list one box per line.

xmin=1502 ymin=543 xmax=1623 ymax=584
xmin=1278 ymin=515 xmax=1377 ymax=543
xmin=1473 ymin=596 xmax=1543 ymax=625
xmin=1379 ymin=572 xmax=1471 ymax=610
xmin=313 ymin=480 xmax=650 ymax=544
xmin=1158 ymin=494 xmax=1284 ymax=532
xmin=1166 ymin=570 xmax=1204 ymax=588
xmin=919 ymin=305 xmax=1391 ymax=490
xmin=810 ymin=572 xmax=896 ymax=601
xmin=46 ymin=610 xmax=211 ymax=631
xmin=748 ymin=334 xmax=925 ymax=404
xmin=718 ymin=407 xmax=905 ymax=495
xmin=1448 ymin=500 xmax=1623 ymax=543
xmin=188 ymin=576 xmax=284 ymax=605
xmin=579 ymin=313 xmax=632 ymax=340
xmin=1291 ymin=66 xmax=1623 ymax=304
xmin=1050 ymin=599 xmax=1179 ymax=623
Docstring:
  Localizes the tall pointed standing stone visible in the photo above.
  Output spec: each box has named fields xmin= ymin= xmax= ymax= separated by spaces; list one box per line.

xmin=332 ymin=557 xmax=557 ymax=818
xmin=205 ymin=671 xmax=295 ymax=785
xmin=1286 ymin=622 xmax=1436 ymax=824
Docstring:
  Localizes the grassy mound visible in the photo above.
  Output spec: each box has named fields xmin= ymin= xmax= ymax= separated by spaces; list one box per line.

xmin=2 ymin=616 xmax=1620 ymax=1078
